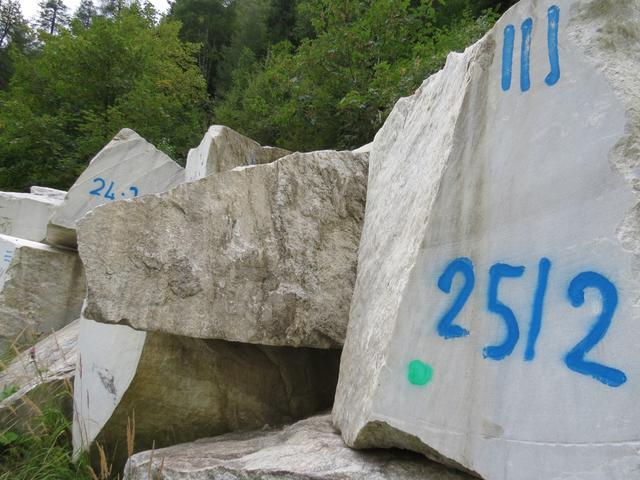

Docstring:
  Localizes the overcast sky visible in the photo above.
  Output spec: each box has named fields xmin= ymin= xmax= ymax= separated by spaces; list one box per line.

xmin=19 ymin=0 xmax=170 ymax=21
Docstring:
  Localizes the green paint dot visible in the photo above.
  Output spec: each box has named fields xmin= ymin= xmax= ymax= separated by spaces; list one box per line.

xmin=407 ymin=360 xmax=433 ymax=386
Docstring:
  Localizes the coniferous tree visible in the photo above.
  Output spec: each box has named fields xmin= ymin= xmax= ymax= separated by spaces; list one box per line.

xmin=37 ymin=0 xmax=70 ymax=34
xmin=99 ymin=0 xmax=128 ymax=17
xmin=0 ymin=0 xmax=22 ymax=45
xmin=168 ymin=0 xmax=232 ymax=95
xmin=75 ymin=0 xmax=97 ymax=27
xmin=0 ymin=0 xmax=31 ymax=90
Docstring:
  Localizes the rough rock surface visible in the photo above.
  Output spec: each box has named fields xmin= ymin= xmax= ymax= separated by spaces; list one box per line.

xmin=79 ymin=150 xmax=367 ymax=348
xmin=0 ymin=320 xmax=78 ymax=432
xmin=0 ymin=191 xmax=62 ymax=242
xmin=0 ymin=234 xmax=85 ymax=353
xmin=185 ymin=125 xmax=290 ymax=182
xmin=47 ymin=128 xmax=184 ymax=248
xmin=73 ymin=319 xmax=340 ymax=470
xmin=333 ymin=1 xmax=640 ymax=479
xmin=124 ymin=414 xmax=472 ymax=480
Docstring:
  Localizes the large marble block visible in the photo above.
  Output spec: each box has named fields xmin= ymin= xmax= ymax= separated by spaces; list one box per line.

xmin=185 ymin=125 xmax=290 ymax=182
xmin=333 ymin=1 xmax=640 ymax=479
xmin=78 ymin=150 xmax=367 ymax=348
xmin=0 ymin=234 xmax=85 ymax=353
xmin=0 ymin=191 xmax=62 ymax=242
xmin=47 ymin=129 xmax=184 ymax=248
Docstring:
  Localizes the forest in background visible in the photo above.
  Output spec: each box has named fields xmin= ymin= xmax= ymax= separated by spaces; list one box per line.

xmin=0 ymin=0 xmax=517 ymax=191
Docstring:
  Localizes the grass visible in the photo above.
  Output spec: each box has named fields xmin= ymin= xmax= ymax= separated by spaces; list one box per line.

xmin=0 ymin=397 xmax=95 ymax=479
xmin=0 ymin=338 xmax=124 ymax=480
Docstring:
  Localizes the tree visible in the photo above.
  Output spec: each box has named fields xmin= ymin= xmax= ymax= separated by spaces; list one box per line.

xmin=215 ymin=0 xmax=499 ymax=151
xmin=0 ymin=0 xmax=21 ymax=46
xmin=99 ymin=0 xmax=128 ymax=17
xmin=74 ymin=0 xmax=97 ymax=27
xmin=0 ymin=0 xmax=31 ymax=90
xmin=0 ymin=7 xmax=209 ymax=191
xmin=37 ymin=0 xmax=70 ymax=35
xmin=167 ymin=0 xmax=232 ymax=96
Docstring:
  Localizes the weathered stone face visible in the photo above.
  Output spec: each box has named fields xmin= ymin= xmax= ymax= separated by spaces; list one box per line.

xmin=333 ymin=1 xmax=640 ymax=479
xmin=0 ymin=234 xmax=85 ymax=353
xmin=0 ymin=191 xmax=61 ymax=243
xmin=78 ymin=150 xmax=368 ymax=348
xmin=73 ymin=319 xmax=341 ymax=471
xmin=124 ymin=414 xmax=473 ymax=480
xmin=185 ymin=125 xmax=290 ymax=181
xmin=46 ymin=128 xmax=184 ymax=248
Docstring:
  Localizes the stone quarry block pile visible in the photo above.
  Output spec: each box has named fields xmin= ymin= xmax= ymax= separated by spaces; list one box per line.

xmin=2 ymin=1 xmax=640 ymax=479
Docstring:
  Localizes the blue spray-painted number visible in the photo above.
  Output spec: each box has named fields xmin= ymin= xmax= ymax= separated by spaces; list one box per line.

xmin=430 ymin=256 xmax=625 ymax=388
xmin=565 ymin=272 xmax=627 ymax=388
xmin=500 ymin=5 xmax=561 ymax=92
xmin=545 ymin=5 xmax=561 ymax=86
xmin=90 ymin=177 xmax=139 ymax=200
xmin=436 ymin=258 xmax=475 ymax=339
xmin=501 ymin=25 xmax=516 ymax=91
xmin=2 ymin=249 xmax=13 ymax=263
xmin=484 ymin=263 xmax=525 ymax=360
xmin=524 ymin=258 xmax=551 ymax=361
xmin=89 ymin=177 xmax=106 ymax=196
xmin=520 ymin=18 xmax=533 ymax=92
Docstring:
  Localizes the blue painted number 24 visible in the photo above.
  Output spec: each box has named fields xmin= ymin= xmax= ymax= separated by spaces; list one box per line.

xmin=435 ymin=257 xmax=627 ymax=388
xmin=90 ymin=177 xmax=139 ymax=200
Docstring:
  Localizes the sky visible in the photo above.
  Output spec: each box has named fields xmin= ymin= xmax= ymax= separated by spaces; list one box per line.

xmin=19 ymin=0 xmax=170 ymax=21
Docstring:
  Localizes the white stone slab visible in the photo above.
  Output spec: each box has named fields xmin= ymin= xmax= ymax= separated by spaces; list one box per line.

xmin=0 ymin=191 xmax=61 ymax=242
xmin=47 ymin=129 xmax=185 ymax=248
xmin=333 ymin=1 xmax=640 ymax=479
xmin=0 ymin=319 xmax=79 ymax=432
xmin=185 ymin=125 xmax=290 ymax=182
xmin=0 ymin=234 xmax=85 ymax=353
xmin=30 ymin=186 xmax=67 ymax=201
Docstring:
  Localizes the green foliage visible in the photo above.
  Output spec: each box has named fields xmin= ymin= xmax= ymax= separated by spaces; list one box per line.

xmin=167 ymin=0 xmax=232 ymax=95
xmin=0 ymin=0 xmax=514 ymax=191
xmin=215 ymin=0 xmax=499 ymax=151
xmin=0 ymin=7 xmax=208 ymax=191
xmin=0 ymin=404 xmax=94 ymax=479
xmin=1 ymin=384 xmax=17 ymax=400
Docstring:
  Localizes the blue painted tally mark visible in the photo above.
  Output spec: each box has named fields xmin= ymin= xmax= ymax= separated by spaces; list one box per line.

xmin=501 ymin=25 xmax=515 ymax=91
xmin=484 ymin=263 xmax=525 ymax=361
xmin=436 ymin=257 xmax=475 ymax=339
xmin=525 ymin=258 xmax=551 ymax=361
xmin=520 ymin=18 xmax=533 ymax=92
xmin=545 ymin=5 xmax=560 ymax=86
xmin=565 ymin=271 xmax=626 ymax=388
